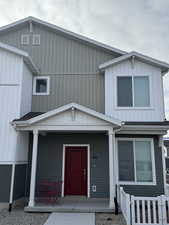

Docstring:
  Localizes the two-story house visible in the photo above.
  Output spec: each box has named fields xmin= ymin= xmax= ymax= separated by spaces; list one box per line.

xmin=0 ymin=17 xmax=169 ymax=212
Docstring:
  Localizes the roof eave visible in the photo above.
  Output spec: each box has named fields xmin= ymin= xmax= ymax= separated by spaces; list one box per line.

xmin=99 ymin=52 xmax=169 ymax=74
xmin=0 ymin=16 xmax=126 ymax=56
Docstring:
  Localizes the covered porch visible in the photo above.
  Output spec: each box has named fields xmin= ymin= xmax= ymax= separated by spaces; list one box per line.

xmin=13 ymin=103 xmax=122 ymax=211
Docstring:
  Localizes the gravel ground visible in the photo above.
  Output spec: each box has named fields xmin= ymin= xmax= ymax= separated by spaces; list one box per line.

xmin=0 ymin=207 xmax=125 ymax=225
xmin=0 ymin=208 xmax=49 ymax=225
xmin=95 ymin=213 xmax=126 ymax=225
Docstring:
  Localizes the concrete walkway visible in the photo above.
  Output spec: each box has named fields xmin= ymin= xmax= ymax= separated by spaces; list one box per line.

xmin=44 ymin=213 xmax=95 ymax=225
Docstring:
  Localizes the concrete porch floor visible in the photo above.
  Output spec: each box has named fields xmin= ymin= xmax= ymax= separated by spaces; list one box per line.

xmin=25 ymin=196 xmax=114 ymax=213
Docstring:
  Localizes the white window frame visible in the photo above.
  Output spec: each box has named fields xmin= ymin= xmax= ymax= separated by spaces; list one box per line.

xmin=116 ymin=75 xmax=152 ymax=109
xmin=32 ymin=34 xmax=40 ymax=45
xmin=116 ymin=138 xmax=156 ymax=185
xmin=33 ymin=76 xmax=50 ymax=95
xmin=21 ymin=34 xmax=29 ymax=45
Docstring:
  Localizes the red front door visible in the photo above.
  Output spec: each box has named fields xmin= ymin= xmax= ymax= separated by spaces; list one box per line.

xmin=64 ymin=146 xmax=87 ymax=196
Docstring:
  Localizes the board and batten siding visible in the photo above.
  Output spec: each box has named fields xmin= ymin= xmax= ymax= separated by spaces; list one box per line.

xmin=0 ymin=22 xmax=118 ymax=112
xmin=32 ymin=73 xmax=105 ymax=113
xmin=20 ymin=63 xmax=33 ymax=117
xmin=105 ymin=59 xmax=165 ymax=121
xmin=0 ymin=23 xmax=117 ymax=74
xmin=0 ymin=48 xmax=32 ymax=162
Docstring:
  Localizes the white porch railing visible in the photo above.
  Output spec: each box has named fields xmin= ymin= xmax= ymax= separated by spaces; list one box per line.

xmin=120 ymin=187 xmax=169 ymax=225
xmin=120 ymin=187 xmax=131 ymax=225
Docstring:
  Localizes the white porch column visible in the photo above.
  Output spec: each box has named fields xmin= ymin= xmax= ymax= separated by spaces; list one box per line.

xmin=29 ymin=129 xmax=39 ymax=207
xmin=108 ymin=129 xmax=115 ymax=208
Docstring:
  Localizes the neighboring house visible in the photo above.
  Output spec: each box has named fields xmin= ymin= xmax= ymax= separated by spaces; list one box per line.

xmin=0 ymin=16 xmax=169 ymax=212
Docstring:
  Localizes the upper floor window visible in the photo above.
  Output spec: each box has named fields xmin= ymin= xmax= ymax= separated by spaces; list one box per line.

xmin=33 ymin=76 xmax=50 ymax=95
xmin=32 ymin=34 xmax=40 ymax=45
xmin=117 ymin=138 xmax=155 ymax=184
xmin=21 ymin=34 xmax=29 ymax=45
xmin=117 ymin=76 xmax=150 ymax=107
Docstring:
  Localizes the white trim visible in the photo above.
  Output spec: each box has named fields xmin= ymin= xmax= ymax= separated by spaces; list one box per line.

xmin=116 ymin=75 xmax=152 ymax=109
xmin=161 ymin=136 xmax=167 ymax=194
xmin=116 ymin=138 xmax=156 ymax=185
xmin=13 ymin=102 xmax=122 ymax=127
xmin=33 ymin=76 xmax=50 ymax=95
xmin=0 ymin=161 xmax=28 ymax=165
xmin=9 ymin=164 xmax=15 ymax=204
xmin=108 ymin=130 xmax=115 ymax=208
xmin=0 ymin=16 xmax=126 ymax=55
xmin=62 ymin=144 xmax=90 ymax=198
xmin=29 ymin=130 xmax=39 ymax=207
xmin=99 ymin=51 xmax=169 ymax=74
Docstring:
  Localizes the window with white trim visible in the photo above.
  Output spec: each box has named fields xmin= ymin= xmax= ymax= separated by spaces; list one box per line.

xmin=32 ymin=34 xmax=40 ymax=45
xmin=117 ymin=76 xmax=150 ymax=107
xmin=21 ymin=34 xmax=29 ymax=45
xmin=117 ymin=139 xmax=155 ymax=184
xmin=33 ymin=76 xmax=50 ymax=95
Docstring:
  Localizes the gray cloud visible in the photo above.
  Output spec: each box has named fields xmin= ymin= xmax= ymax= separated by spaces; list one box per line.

xmin=0 ymin=0 xmax=169 ymax=119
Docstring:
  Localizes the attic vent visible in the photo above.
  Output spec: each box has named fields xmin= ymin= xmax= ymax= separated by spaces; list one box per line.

xmin=32 ymin=34 xmax=40 ymax=45
xmin=21 ymin=34 xmax=29 ymax=45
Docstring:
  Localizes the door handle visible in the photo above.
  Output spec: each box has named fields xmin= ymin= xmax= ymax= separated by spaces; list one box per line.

xmin=83 ymin=169 xmax=86 ymax=181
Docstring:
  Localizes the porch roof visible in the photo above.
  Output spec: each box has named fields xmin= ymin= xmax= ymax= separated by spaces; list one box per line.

xmin=12 ymin=102 xmax=122 ymax=128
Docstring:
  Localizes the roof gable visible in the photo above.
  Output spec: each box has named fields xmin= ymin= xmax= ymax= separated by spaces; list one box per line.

xmin=0 ymin=17 xmax=125 ymax=56
xmin=99 ymin=51 xmax=169 ymax=74
xmin=13 ymin=103 xmax=122 ymax=127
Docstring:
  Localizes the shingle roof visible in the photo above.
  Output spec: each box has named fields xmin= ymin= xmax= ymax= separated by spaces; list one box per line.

xmin=13 ymin=112 xmax=45 ymax=121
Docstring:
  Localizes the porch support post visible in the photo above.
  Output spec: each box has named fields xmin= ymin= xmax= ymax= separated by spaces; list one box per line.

xmin=159 ymin=135 xmax=167 ymax=194
xmin=108 ymin=129 xmax=115 ymax=208
xmin=29 ymin=129 xmax=39 ymax=207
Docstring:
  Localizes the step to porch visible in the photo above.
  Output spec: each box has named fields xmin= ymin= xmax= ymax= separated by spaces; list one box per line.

xmin=25 ymin=197 xmax=114 ymax=213
xmin=44 ymin=213 xmax=95 ymax=225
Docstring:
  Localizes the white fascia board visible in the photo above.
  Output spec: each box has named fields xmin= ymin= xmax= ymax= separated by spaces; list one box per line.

xmin=99 ymin=51 xmax=169 ymax=74
xmin=119 ymin=125 xmax=169 ymax=133
xmin=13 ymin=102 xmax=122 ymax=127
xmin=0 ymin=16 xmax=126 ymax=56
xmin=0 ymin=41 xmax=39 ymax=74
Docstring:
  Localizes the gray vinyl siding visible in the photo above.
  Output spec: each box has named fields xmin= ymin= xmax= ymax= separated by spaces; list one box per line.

xmin=0 ymin=23 xmax=116 ymax=74
xmin=0 ymin=23 xmax=117 ymax=112
xmin=0 ymin=165 xmax=12 ymax=202
xmin=116 ymin=135 xmax=164 ymax=197
xmin=32 ymin=73 xmax=105 ymax=112
xmin=13 ymin=164 xmax=27 ymax=201
xmin=27 ymin=133 xmax=109 ymax=198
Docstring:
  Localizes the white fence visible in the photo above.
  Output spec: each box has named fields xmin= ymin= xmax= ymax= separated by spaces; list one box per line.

xmin=120 ymin=187 xmax=131 ymax=225
xmin=120 ymin=187 xmax=169 ymax=225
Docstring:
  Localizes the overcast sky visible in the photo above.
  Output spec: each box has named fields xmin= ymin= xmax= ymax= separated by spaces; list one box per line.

xmin=0 ymin=0 xmax=169 ymax=118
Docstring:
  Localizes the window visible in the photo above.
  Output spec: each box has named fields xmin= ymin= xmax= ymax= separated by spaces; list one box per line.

xmin=21 ymin=34 xmax=29 ymax=45
xmin=117 ymin=139 xmax=155 ymax=184
xmin=117 ymin=76 xmax=150 ymax=107
xmin=33 ymin=76 xmax=50 ymax=95
xmin=32 ymin=34 xmax=40 ymax=45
